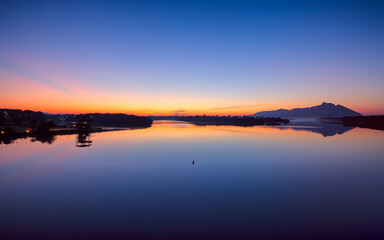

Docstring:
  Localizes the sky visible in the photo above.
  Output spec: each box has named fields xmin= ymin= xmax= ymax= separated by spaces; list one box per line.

xmin=0 ymin=0 xmax=383 ymax=115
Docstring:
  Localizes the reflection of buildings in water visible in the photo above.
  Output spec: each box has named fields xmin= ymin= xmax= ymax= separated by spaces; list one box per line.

xmin=76 ymin=115 xmax=93 ymax=147
xmin=76 ymin=132 xmax=92 ymax=147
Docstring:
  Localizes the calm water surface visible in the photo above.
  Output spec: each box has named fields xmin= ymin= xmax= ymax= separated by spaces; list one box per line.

xmin=1 ymin=121 xmax=384 ymax=239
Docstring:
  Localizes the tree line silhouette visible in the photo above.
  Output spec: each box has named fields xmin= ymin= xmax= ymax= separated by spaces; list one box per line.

xmin=80 ymin=113 xmax=153 ymax=128
xmin=175 ymin=115 xmax=289 ymax=126
xmin=1 ymin=109 xmax=153 ymax=145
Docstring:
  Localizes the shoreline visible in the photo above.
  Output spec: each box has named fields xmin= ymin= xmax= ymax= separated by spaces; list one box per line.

xmin=0 ymin=126 xmax=149 ymax=145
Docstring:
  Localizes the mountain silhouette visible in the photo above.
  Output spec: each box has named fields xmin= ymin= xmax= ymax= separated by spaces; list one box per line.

xmin=252 ymin=102 xmax=361 ymax=119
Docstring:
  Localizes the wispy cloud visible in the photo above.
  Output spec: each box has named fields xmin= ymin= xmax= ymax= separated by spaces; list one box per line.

xmin=172 ymin=109 xmax=188 ymax=115
xmin=204 ymin=104 xmax=266 ymax=112
xmin=170 ymin=104 xmax=267 ymax=116
xmin=0 ymin=53 xmax=77 ymax=96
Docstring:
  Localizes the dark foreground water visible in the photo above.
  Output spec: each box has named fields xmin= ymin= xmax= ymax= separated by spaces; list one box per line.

xmin=1 ymin=121 xmax=383 ymax=240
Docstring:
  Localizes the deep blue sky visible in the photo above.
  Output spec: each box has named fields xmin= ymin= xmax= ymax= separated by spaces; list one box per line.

xmin=1 ymin=0 xmax=383 ymax=115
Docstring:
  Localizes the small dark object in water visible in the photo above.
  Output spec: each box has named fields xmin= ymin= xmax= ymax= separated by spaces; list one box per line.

xmin=192 ymin=160 xmax=194 ymax=165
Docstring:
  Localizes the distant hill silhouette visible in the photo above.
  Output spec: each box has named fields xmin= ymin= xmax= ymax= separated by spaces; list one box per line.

xmin=1 ymin=108 xmax=153 ymax=128
xmin=82 ymin=113 xmax=152 ymax=128
xmin=252 ymin=102 xmax=361 ymax=119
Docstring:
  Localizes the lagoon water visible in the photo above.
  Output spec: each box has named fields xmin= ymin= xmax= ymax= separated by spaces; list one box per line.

xmin=1 ymin=121 xmax=384 ymax=239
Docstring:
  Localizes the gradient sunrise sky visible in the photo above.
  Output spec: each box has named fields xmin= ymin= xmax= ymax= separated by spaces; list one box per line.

xmin=1 ymin=0 xmax=383 ymax=115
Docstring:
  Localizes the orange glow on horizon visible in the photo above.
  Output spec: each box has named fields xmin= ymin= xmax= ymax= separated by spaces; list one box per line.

xmin=1 ymin=67 xmax=383 ymax=116
xmin=0 ymin=104 xmax=382 ymax=116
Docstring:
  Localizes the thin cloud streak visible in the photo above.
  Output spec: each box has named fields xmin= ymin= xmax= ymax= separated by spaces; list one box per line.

xmin=171 ymin=104 xmax=268 ymax=116
xmin=204 ymin=104 xmax=267 ymax=112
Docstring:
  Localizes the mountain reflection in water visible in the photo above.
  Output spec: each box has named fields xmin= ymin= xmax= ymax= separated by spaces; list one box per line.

xmin=276 ymin=120 xmax=355 ymax=137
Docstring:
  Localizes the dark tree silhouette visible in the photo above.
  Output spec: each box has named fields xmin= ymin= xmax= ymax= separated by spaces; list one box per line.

xmin=31 ymin=134 xmax=57 ymax=144
xmin=36 ymin=120 xmax=56 ymax=132
xmin=82 ymin=113 xmax=153 ymax=128
xmin=0 ymin=112 xmax=5 ymax=127
xmin=29 ymin=119 xmax=37 ymax=129
xmin=175 ymin=116 xmax=289 ymax=127
xmin=13 ymin=117 xmax=22 ymax=125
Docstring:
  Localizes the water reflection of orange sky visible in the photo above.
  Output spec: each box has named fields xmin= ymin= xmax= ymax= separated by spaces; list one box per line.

xmin=73 ymin=122 xmax=384 ymax=152
xmin=1 ymin=123 xmax=383 ymax=184
xmin=1 ymin=123 xmax=383 ymax=166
